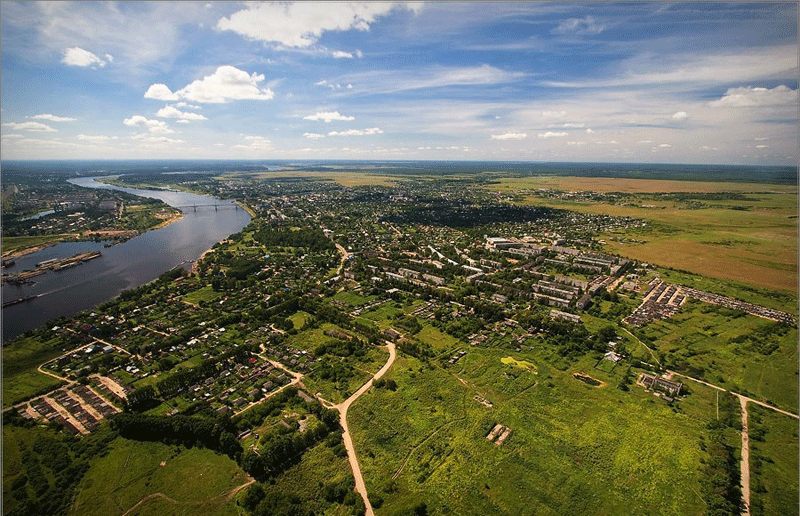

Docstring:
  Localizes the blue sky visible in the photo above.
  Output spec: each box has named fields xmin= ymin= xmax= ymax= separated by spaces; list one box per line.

xmin=1 ymin=1 xmax=797 ymax=164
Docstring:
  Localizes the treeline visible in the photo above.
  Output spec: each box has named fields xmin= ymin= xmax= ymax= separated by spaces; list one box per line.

xmin=3 ymin=422 xmax=115 ymax=516
xmin=382 ymin=202 xmax=561 ymax=228
xmin=699 ymin=391 xmax=742 ymax=516
xmin=110 ymin=413 xmax=242 ymax=460
xmin=252 ymin=226 xmax=335 ymax=253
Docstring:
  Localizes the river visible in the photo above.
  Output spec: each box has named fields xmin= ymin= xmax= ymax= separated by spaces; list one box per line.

xmin=2 ymin=177 xmax=251 ymax=342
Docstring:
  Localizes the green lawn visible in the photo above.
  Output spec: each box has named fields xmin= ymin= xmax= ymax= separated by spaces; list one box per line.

xmin=69 ymin=438 xmax=249 ymax=516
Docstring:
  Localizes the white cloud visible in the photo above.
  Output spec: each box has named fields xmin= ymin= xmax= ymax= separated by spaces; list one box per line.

xmin=303 ymin=111 xmax=355 ymax=123
xmin=2 ymin=134 xmax=24 ymax=139
xmin=637 ymin=140 xmax=653 ymax=144
xmin=145 ymin=83 xmax=180 ymax=101
xmin=123 ymin=115 xmax=173 ymax=134
xmin=553 ymin=16 xmax=605 ymax=36
xmin=77 ymin=134 xmax=118 ymax=142
xmin=586 ymin=128 xmax=595 ymax=134
xmin=234 ymin=135 xmax=272 ymax=150
xmin=658 ymin=143 xmax=672 ymax=148
xmin=538 ymin=131 xmax=568 ymax=138
xmin=541 ymin=110 xmax=566 ymax=119
xmin=338 ymin=64 xmax=524 ymax=94
xmin=62 ymin=46 xmax=108 ymax=67
xmin=131 ymin=134 xmax=184 ymax=144
xmin=175 ymin=102 xmax=201 ymax=110
xmin=29 ymin=114 xmax=76 ymax=122
xmin=490 ymin=132 xmax=527 ymax=140
xmin=156 ymin=105 xmax=208 ymax=121
xmin=672 ymin=111 xmax=688 ymax=120
xmin=332 ymin=50 xmax=353 ymax=59
xmin=176 ymin=119 xmax=190 ymax=124
xmin=327 ymin=128 xmax=383 ymax=136
xmin=557 ymin=122 xmax=585 ymax=128
xmin=144 ymin=66 xmax=274 ymax=104
xmin=567 ymin=141 xmax=586 ymax=146
xmin=543 ymin=45 xmax=797 ymax=88
xmin=709 ymin=85 xmax=797 ymax=107
xmin=217 ymin=3 xmax=414 ymax=48
xmin=755 ymin=144 xmax=769 ymax=149
xmin=3 ymin=121 xmax=57 ymax=132
xmin=303 ymin=132 xmax=326 ymax=139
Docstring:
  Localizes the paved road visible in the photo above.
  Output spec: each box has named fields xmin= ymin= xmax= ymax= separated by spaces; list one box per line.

xmin=336 ymin=342 xmax=397 ymax=516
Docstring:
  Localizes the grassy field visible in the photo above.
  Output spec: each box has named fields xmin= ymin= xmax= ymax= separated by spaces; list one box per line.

xmin=3 ymin=336 xmax=67 ymax=407
xmin=485 ymin=176 xmax=797 ymax=292
xmin=2 ymin=234 xmax=74 ymax=255
xmin=747 ymin=404 xmax=800 ymax=516
xmin=635 ymin=300 xmax=798 ymax=412
xmin=69 ymin=438 xmax=249 ymax=516
xmin=180 ymin=285 xmax=223 ymax=305
xmin=289 ymin=310 xmax=312 ymax=330
xmin=348 ymin=345 xmax=714 ymax=515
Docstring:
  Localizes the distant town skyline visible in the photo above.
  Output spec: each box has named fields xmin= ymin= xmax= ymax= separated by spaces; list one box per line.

xmin=2 ymin=2 xmax=797 ymax=164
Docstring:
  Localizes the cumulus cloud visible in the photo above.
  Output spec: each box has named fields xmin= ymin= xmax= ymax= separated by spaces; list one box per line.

xmin=303 ymin=132 xmax=326 ymax=139
xmin=586 ymin=128 xmax=595 ymax=134
xmin=332 ymin=50 xmax=354 ymax=59
xmin=755 ymin=144 xmax=769 ymax=149
xmin=538 ymin=131 xmax=568 ymax=138
xmin=553 ymin=16 xmax=605 ymax=36
xmin=709 ymin=85 xmax=797 ymax=107
xmin=672 ymin=111 xmax=689 ymax=120
xmin=490 ymin=132 xmax=527 ymax=140
xmin=327 ymin=128 xmax=383 ymax=136
xmin=658 ymin=143 xmax=672 ymax=148
xmin=567 ymin=141 xmax=586 ymax=146
xmin=303 ymin=111 xmax=355 ymax=123
xmin=175 ymin=102 xmax=201 ymax=110
xmin=3 ymin=121 xmax=57 ymax=132
xmin=217 ymin=3 xmax=418 ymax=48
xmin=156 ymin=105 xmax=208 ymax=121
xmin=30 ymin=114 xmax=76 ymax=122
xmin=145 ymin=84 xmax=180 ymax=101
xmin=144 ymin=66 xmax=274 ymax=104
xmin=62 ymin=46 xmax=110 ymax=67
xmin=123 ymin=115 xmax=173 ymax=134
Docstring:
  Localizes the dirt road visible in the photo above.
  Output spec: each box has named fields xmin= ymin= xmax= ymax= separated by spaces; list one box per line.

xmin=335 ymin=243 xmax=351 ymax=275
xmin=739 ymin=396 xmax=751 ymax=516
xmin=336 ymin=342 xmax=396 ymax=516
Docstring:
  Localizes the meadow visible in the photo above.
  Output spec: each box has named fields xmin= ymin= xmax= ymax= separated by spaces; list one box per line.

xmin=3 ymin=335 xmax=68 ymax=407
xmin=635 ymin=300 xmax=798 ymax=412
xmin=747 ymin=404 xmax=800 ymax=516
xmin=68 ymin=438 xmax=249 ymax=516
xmin=348 ymin=344 xmax=718 ymax=516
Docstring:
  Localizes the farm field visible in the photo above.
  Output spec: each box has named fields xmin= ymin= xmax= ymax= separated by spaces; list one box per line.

xmin=486 ymin=177 xmax=798 ymax=292
xmin=68 ymin=438 xmax=249 ymax=516
xmin=349 ymin=347 xmax=714 ymax=516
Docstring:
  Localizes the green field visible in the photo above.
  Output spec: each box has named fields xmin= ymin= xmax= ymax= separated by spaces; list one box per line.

xmin=349 ymin=346 xmax=714 ymax=515
xmin=747 ymin=404 xmax=800 ymax=516
xmin=3 ymin=336 xmax=67 ymax=407
xmin=69 ymin=438 xmax=249 ymax=516
xmin=635 ymin=300 xmax=798 ymax=412
xmin=180 ymin=285 xmax=223 ymax=305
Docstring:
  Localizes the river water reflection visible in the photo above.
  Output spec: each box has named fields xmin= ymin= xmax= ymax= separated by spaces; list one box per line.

xmin=2 ymin=177 xmax=251 ymax=341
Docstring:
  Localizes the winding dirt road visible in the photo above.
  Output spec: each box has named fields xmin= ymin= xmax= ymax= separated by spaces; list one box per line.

xmin=336 ymin=342 xmax=396 ymax=516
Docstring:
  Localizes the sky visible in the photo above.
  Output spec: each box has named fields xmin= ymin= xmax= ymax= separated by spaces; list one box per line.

xmin=1 ymin=1 xmax=797 ymax=164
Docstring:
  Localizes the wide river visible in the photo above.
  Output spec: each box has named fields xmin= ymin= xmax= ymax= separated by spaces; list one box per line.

xmin=2 ymin=177 xmax=251 ymax=342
